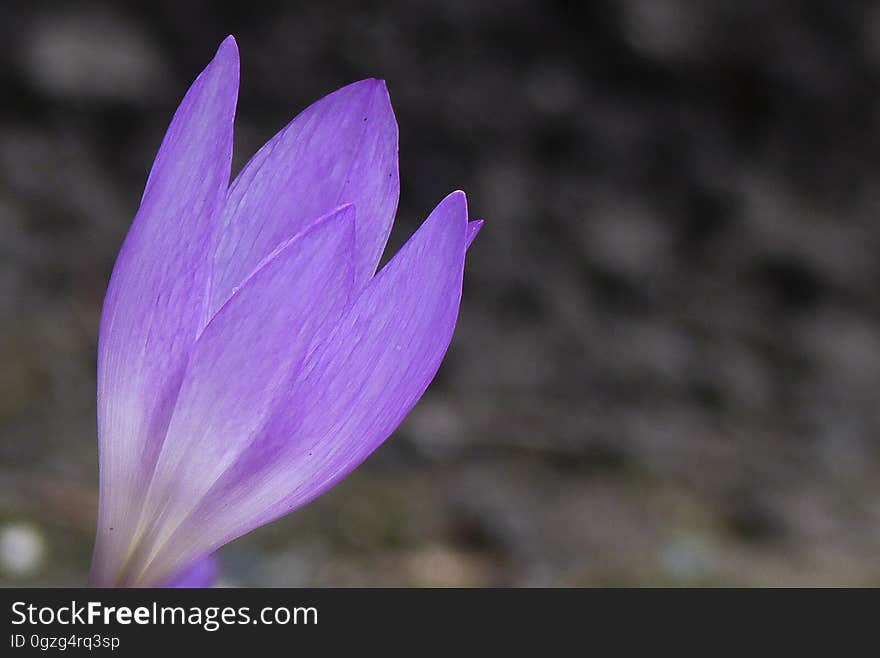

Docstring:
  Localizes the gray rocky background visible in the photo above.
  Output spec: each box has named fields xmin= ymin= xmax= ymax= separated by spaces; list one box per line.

xmin=2 ymin=0 xmax=880 ymax=586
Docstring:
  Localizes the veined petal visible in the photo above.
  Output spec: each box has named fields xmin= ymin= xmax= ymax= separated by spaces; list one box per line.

xmin=161 ymin=554 xmax=219 ymax=588
xmin=90 ymin=36 xmax=239 ymax=587
xmin=208 ymin=78 xmax=398 ymax=319
xmin=125 ymin=205 xmax=356 ymax=586
xmin=136 ymin=192 xmax=468 ymax=584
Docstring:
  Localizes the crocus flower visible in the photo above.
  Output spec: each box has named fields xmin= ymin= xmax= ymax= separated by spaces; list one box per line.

xmin=89 ymin=36 xmax=482 ymax=588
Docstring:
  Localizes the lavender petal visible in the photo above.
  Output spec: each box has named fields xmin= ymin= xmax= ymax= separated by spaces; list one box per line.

xmin=208 ymin=78 xmax=398 ymax=318
xmin=90 ymin=37 xmax=239 ymax=587
xmin=160 ymin=554 xmax=219 ymax=588
xmin=127 ymin=205 xmax=355 ymax=585
xmin=466 ymin=219 xmax=484 ymax=248
xmin=134 ymin=192 xmax=469 ymax=581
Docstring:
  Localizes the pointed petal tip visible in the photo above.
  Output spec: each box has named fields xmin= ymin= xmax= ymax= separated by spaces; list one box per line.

xmin=466 ymin=219 xmax=484 ymax=248
xmin=196 ymin=35 xmax=239 ymax=93
xmin=370 ymin=79 xmax=394 ymax=112
xmin=214 ymin=35 xmax=240 ymax=63
xmin=363 ymin=77 xmax=387 ymax=89
xmin=342 ymin=77 xmax=390 ymax=99
xmin=421 ymin=191 xmax=467 ymax=241
xmin=410 ymin=191 xmax=467 ymax=254
xmin=443 ymin=190 xmax=468 ymax=216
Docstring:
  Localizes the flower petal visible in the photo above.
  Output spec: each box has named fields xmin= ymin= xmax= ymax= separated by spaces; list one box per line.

xmin=137 ymin=192 xmax=468 ymax=582
xmin=208 ymin=78 xmax=398 ymax=318
xmin=466 ymin=219 xmax=484 ymax=248
xmin=127 ymin=205 xmax=355 ymax=585
xmin=160 ymin=554 xmax=219 ymax=588
xmin=90 ymin=36 xmax=239 ymax=587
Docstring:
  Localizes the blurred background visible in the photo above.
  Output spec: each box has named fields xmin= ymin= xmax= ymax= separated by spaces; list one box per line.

xmin=2 ymin=0 xmax=880 ymax=586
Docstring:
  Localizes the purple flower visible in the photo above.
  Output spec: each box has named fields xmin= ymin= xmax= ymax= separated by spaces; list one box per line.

xmin=88 ymin=36 xmax=482 ymax=588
